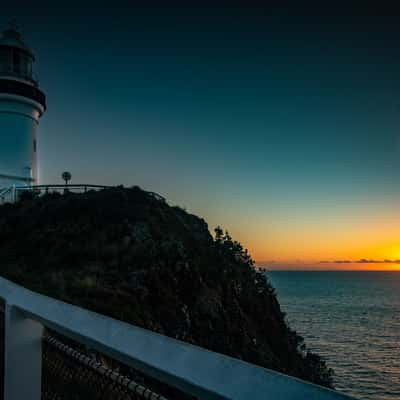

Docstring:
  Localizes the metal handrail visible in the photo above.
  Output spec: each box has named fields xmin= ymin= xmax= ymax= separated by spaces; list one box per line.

xmin=0 ymin=276 xmax=356 ymax=400
xmin=18 ymin=184 xmax=111 ymax=189
xmin=0 ymin=70 xmax=38 ymax=85
xmin=0 ymin=184 xmax=166 ymax=204
xmin=0 ymin=187 xmax=12 ymax=196
xmin=0 ymin=186 xmax=14 ymax=202
xmin=0 ymin=173 xmax=33 ymax=182
xmin=14 ymin=184 xmax=166 ymax=201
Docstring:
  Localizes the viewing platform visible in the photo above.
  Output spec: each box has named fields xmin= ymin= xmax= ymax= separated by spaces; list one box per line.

xmin=0 ymin=184 xmax=166 ymax=204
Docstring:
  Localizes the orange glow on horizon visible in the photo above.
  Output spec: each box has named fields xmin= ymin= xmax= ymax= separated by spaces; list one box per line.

xmin=226 ymin=219 xmax=400 ymax=270
xmin=204 ymin=193 xmax=400 ymax=271
xmin=256 ymin=261 xmax=400 ymax=271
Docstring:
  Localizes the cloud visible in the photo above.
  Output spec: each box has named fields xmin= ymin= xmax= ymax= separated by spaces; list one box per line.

xmin=321 ymin=259 xmax=400 ymax=264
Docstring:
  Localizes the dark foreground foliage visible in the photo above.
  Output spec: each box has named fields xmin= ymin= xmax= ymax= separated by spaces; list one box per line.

xmin=0 ymin=187 xmax=333 ymax=388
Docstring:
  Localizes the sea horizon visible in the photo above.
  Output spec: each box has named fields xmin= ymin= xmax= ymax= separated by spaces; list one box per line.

xmin=257 ymin=262 xmax=400 ymax=271
xmin=265 ymin=268 xmax=400 ymax=272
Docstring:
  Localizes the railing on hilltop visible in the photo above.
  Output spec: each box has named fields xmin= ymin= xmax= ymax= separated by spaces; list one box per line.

xmin=0 ymin=277 xmax=356 ymax=400
xmin=0 ymin=184 xmax=166 ymax=204
xmin=0 ymin=187 xmax=15 ymax=204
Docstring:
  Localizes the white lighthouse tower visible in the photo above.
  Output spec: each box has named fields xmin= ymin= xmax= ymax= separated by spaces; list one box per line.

xmin=0 ymin=24 xmax=46 ymax=189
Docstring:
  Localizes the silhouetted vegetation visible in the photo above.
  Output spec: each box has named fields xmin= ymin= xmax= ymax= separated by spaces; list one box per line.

xmin=0 ymin=187 xmax=333 ymax=388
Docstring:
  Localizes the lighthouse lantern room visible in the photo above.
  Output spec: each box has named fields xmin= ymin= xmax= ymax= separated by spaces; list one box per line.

xmin=0 ymin=24 xmax=46 ymax=189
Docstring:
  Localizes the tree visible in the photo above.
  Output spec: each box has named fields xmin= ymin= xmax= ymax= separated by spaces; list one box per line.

xmin=62 ymin=171 xmax=72 ymax=185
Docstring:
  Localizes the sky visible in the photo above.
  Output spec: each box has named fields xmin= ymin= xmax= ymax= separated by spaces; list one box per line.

xmin=2 ymin=2 xmax=400 ymax=269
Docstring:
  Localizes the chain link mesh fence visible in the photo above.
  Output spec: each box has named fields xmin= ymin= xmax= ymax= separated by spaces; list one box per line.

xmin=42 ymin=334 xmax=168 ymax=400
xmin=0 ymin=304 xmax=196 ymax=400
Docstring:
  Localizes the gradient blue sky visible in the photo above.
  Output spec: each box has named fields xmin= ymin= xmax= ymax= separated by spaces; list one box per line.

xmin=3 ymin=3 xmax=400 ymax=264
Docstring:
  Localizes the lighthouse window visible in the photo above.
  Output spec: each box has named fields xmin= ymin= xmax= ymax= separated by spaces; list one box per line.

xmin=33 ymin=139 xmax=37 ymax=153
xmin=25 ymin=56 xmax=32 ymax=77
xmin=19 ymin=54 xmax=30 ymax=77
xmin=0 ymin=49 xmax=11 ymax=73
xmin=13 ymin=51 xmax=21 ymax=73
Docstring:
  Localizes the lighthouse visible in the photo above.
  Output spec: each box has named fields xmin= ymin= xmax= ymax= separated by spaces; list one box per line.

xmin=0 ymin=24 xmax=46 ymax=189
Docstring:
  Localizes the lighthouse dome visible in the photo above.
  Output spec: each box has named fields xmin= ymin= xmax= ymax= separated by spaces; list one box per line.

xmin=0 ymin=28 xmax=35 ymax=59
xmin=0 ymin=26 xmax=36 ymax=85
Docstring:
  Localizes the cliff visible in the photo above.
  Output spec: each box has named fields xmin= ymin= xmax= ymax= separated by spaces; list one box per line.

xmin=0 ymin=187 xmax=333 ymax=387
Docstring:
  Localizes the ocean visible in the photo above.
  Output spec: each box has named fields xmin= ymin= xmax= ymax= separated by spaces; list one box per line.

xmin=268 ymin=271 xmax=400 ymax=400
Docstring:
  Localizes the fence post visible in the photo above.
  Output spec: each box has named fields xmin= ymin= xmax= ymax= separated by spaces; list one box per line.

xmin=3 ymin=304 xmax=43 ymax=400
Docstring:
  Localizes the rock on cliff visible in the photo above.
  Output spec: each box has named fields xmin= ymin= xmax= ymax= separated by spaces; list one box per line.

xmin=0 ymin=187 xmax=333 ymax=387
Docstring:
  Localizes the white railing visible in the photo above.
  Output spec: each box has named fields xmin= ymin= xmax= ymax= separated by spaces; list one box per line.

xmin=0 ymin=277 xmax=357 ymax=400
xmin=0 ymin=186 xmax=15 ymax=204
